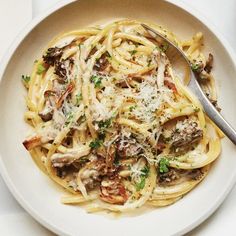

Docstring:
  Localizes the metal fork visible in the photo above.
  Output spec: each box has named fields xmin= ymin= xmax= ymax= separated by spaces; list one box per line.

xmin=141 ymin=24 xmax=236 ymax=145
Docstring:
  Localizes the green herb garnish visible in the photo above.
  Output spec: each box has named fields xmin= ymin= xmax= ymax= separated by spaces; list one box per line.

xmin=194 ymin=107 xmax=200 ymax=112
xmin=135 ymin=166 xmax=150 ymax=191
xmin=75 ymin=93 xmax=82 ymax=106
xmin=65 ymin=112 xmax=74 ymax=126
xmin=37 ymin=63 xmax=46 ymax=75
xmin=21 ymin=75 xmax=31 ymax=88
xmin=136 ymin=177 xmax=146 ymax=191
xmin=141 ymin=166 xmax=149 ymax=177
xmin=89 ymin=138 xmax=103 ymax=149
xmin=21 ymin=75 xmax=30 ymax=83
xmin=147 ymin=58 xmax=152 ymax=67
xmin=130 ymin=50 xmax=137 ymax=56
xmin=98 ymin=118 xmax=112 ymax=129
xmin=90 ymin=75 xmax=102 ymax=88
xmin=191 ymin=63 xmax=200 ymax=72
xmin=129 ymin=105 xmax=137 ymax=112
xmin=159 ymin=157 xmax=170 ymax=173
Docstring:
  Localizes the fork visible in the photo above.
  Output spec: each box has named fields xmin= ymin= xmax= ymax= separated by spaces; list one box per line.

xmin=141 ymin=24 xmax=236 ymax=145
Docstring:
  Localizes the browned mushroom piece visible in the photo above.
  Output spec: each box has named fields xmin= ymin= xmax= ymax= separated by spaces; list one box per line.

xmin=86 ymin=47 xmax=97 ymax=61
xmin=204 ymin=53 xmax=213 ymax=74
xmin=93 ymin=53 xmax=110 ymax=72
xmin=43 ymin=47 xmax=63 ymax=66
xmin=159 ymin=168 xmax=180 ymax=184
xmin=38 ymin=90 xmax=57 ymax=122
xmin=56 ymin=82 xmax=75 ymax=109
xmin=116 ymin=137 xmax=142 ymax=158
xmin=170 ymin=119 xmax=203 ymax=154
xmin=158 ymin=167 xmax=204 ymax=186
xmin=100 ymin=176 xmax=128 ymax=204
xmin=38 ymin=101 xmax=53 ymax=122
xmin=206 ymin=93 xmax=221 ymax=112
xmin=80 ymin=160 xmax=107 ymax=190
xmin=54 ymin=58 xmax=74 ymax=83
xmin=23 ymin=136 xmax=42 ymax=150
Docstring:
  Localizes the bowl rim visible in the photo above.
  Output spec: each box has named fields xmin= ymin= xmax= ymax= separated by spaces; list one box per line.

xmin=0 ymin=0 xmax=236 ymax=235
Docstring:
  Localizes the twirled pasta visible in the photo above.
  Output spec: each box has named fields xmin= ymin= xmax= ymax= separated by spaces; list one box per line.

xmin=22 ymin=20 xmax=221 ymax=213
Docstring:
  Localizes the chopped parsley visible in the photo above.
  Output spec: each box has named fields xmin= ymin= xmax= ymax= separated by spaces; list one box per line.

xmin=65 ymin=112 xmax=74 ymax=126
xmin=147 ymin=58 xmax=152 ymax=67
xmin=136 ymin=177 xmax=146 ymax=191
xmin=89 ymin=138 xmax=103 ymax=149
xmin=135 ymin=166 xmax=149 ymax=191
xmin=96 ymin=118 xmax=112 ymax=141
xmin=140 ymin=166 xmax=149 ymax=177
xmin=21 ymin=75 xmax=30 ymax=83
xmin=37 ymin=63 xmax=46 ymax=75
xmin=129 ymin=105 xmax=137 ymax=112
xmin=90 ymin=75 xmax=102 ymax=88
xmin=98 ymin=118 xmax=112 ymax=129
xmin=130 ymin=50 xmax=137 ymax=56
xmin=159 ymin=157 xmax=170 ymax=173
xmin=191 ymin=63 xmax=201 ymax=72
xmin=194 ymin=107 xmax=200 ymax=112
xmin=75 ymin=93 xmax=82 ymax=106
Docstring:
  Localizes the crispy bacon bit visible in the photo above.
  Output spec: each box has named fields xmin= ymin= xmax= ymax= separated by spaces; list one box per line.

xmin=23 ymin=136 xmax=42 ymax=150
xmin=56 ymin=82 xmax=75 ymax=109
xmin=43 ymin=47 xmax=63 ymax=66
xmin=164 ymin=80 xmax=177 ymax=93
xmin=100 ymin=176 xmax=128 ymax=204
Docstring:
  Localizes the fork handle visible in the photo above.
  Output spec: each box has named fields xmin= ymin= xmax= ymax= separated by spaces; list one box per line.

xmin=188 ymin=75 xmax=236 ymax=145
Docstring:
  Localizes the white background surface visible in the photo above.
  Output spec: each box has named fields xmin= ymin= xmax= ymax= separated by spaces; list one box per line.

xmin=0 ymin=0 xmax=235 ymax=235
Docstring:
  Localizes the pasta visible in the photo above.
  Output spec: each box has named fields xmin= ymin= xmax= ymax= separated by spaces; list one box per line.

xmin=22 ymin=19 xmax=221 ymax=213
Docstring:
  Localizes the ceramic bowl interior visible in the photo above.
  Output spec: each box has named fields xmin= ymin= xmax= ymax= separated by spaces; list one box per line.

xmin=0 ymin=0 xmax=236 ymax=235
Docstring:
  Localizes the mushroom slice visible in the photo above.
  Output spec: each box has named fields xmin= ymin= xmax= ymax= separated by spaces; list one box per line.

xmin=51 ymin=146 xmax=91 ymax=168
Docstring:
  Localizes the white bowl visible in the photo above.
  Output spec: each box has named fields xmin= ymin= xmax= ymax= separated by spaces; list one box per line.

xmin=0 ymin=0 xmax=236 ymax=235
